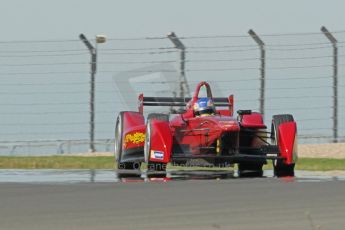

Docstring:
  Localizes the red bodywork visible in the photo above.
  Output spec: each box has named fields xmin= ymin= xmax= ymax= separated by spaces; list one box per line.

xmin=277 ymin=122 xmax=298 ymax=164
xmin=119 ymin=81 xmax=297 ymax=167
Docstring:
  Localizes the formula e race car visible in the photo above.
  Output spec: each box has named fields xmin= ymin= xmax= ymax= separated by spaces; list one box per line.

xmin=114 ymin=81 xmax=297 ymax=177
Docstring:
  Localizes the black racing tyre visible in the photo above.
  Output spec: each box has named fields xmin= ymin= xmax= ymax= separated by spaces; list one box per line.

xmin=271 ymin=114 xmax=295 ymax=177
xmin=274 ymin=162 xmax=295 ymax=177
xmin=144 ymin=113 xmax=169 ymax=172
xmin=271 ymin=114 xmax=294 ymax=140
xmin=114 ymin=112 xmax=124 ymax=162
xmin=114 ymin=112 xmax=141 ymax=170
xmin=147 ymin=113 xmax=169 ymax=122
xmin=238 ymin=163 xmax=263 ymax=177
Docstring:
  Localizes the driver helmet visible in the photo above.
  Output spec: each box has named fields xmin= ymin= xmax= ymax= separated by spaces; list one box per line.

xmin=193 ymin=98 xmax=216 ymax=116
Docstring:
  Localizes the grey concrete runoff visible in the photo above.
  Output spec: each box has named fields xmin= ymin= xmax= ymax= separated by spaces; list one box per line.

xmin=1 ymin=178 xmax=345 ymax=230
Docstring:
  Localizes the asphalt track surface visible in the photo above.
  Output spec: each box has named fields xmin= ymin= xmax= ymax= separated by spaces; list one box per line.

xmin=1 ymin=172 xmax=345 ymax=230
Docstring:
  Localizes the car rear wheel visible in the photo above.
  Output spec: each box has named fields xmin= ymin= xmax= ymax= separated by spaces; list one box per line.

xmin=144 ymin=113 xmax=169 ymax=172
xmin=271 ymin=114 xmax=295 ymax=177
xmin=238 ymin=163 xmax=263 ymax=177
xmin=114 ymin=112 xmax=141 ymax=170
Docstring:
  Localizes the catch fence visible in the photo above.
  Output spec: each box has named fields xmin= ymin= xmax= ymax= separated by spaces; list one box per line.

xmin=0 ymin=28 xmax=344 ymax=155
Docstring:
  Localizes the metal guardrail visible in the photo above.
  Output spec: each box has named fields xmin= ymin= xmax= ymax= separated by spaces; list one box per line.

xmin=0 ymin=139 xmax=114 ymax=156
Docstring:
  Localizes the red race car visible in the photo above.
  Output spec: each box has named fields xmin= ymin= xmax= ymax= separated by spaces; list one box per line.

xmin=115 ymin=81 xmax=297 ymax=177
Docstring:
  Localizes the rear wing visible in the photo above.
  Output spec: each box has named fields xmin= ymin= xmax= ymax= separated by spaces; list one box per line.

xmin=138 ymin=94 xmax=234 ymax=116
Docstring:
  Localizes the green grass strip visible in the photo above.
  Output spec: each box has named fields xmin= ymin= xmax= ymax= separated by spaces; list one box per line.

xmin=0 ymin=156 xmax=345 ymax=171
xmin=295 ymin=158 xmax=345 ymax=171
xmin=0 ymin=156 xmax=115 ymax=169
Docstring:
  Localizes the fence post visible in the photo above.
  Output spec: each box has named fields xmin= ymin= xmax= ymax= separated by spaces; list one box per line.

xmin=321 ymin=26 xmax=338 ymax=143
xmin=248 ymin=29 xmax=265 ymax=118
xmin=79 ymin=34 xmax=97 ymax=152
xmin=167 ymin=32 xmax=190 ymax=98
xmin=79 ymin=34 xmax=107 ymax=152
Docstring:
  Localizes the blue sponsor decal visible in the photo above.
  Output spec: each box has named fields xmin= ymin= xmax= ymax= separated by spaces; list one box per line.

xmin=153 ymin=151 xmax=164 ymax=159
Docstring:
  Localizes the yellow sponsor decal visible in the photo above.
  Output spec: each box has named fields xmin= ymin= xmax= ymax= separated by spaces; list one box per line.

xmin=124 ymin=132 xmax=145 ymax=146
